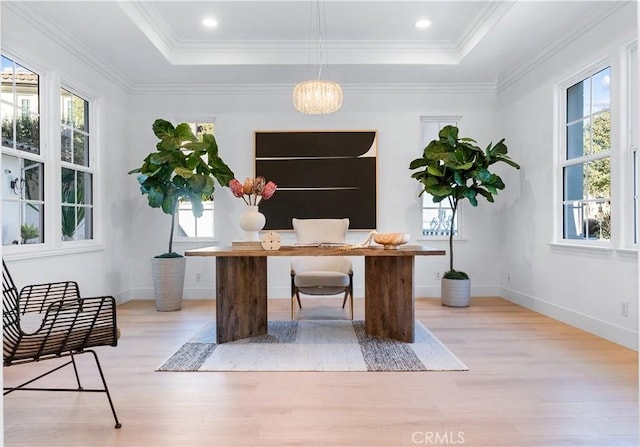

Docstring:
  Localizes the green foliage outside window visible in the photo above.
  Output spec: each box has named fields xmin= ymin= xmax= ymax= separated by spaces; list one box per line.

xmin=2 ymin=116 xmax=40 ymax=151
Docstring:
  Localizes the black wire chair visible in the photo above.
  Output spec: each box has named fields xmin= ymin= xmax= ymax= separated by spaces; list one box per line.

xmin=2 ymin=259 xmax=122 ymax=428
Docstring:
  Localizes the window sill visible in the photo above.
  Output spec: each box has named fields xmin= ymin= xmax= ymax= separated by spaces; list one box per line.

xmin=548 ymin=242 xmax=637 ymax=258
xmin=3 ymin=243 xmax=105 ymax=261
xmin=416 ymin=237 xmax=468 ymax=243
xmin=615 ymin=248 xmax=639 ymax=259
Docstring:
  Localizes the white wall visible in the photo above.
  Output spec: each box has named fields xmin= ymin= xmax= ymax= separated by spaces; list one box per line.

xmin=496 ymin=3 xmax=638 ymax=349
xmin=1 ymin=1 xmax=636 ymax=352
xmin=127 ymin=88 xmax=503 ymax=301
xmin=1 ymin=6 xmax=132 ymax=300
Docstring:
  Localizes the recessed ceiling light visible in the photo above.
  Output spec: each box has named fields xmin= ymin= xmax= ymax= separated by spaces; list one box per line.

xmin=415 ymin=19 xmax=431 ymax=29
xmin=202 ymin=17 xmax=218 ymax=28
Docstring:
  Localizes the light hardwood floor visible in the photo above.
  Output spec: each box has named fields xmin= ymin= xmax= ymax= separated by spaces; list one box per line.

xmin=3 ymin=297 xmax=638 ymax=447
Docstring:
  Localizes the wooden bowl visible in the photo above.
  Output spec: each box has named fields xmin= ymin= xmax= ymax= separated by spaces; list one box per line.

xmin=373 ymin=232 xmax=410 ymax=249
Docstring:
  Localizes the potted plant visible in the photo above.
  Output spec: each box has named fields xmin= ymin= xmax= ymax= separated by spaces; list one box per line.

xmin=409 ymin=125 xmax=520 ymax=307
xmin=129 ymin=119 xmax=234 ymax=311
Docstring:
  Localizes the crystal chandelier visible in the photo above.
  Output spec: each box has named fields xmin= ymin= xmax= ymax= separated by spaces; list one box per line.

xmin=292 ymin=0 xmax=343 ymax=114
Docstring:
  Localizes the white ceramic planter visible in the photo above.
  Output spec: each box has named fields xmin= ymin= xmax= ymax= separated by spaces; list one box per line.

xmin=441 ymin=278 xmax=471 ymax=307
xmin=151 ymin=256 xmax=186 ymax=311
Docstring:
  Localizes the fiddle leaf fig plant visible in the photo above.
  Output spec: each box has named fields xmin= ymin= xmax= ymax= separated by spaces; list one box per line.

xmin=129 ymin=119 xmax=235 ymax=257
xmin=409 ymin=125 xmax=520 ymax=278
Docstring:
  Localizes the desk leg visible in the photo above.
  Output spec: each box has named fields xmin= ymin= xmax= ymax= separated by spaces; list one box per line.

xmin=364 ymin=255 xmax=415 ymax=342
xmin=216 ymin=256 xmax=268 ymax=343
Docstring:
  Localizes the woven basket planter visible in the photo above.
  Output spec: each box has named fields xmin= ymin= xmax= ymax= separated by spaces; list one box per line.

xmin=441 ymin=278 xmax=471 ymax=307
xmin=151 ymin=257 xmax=186 ymax=311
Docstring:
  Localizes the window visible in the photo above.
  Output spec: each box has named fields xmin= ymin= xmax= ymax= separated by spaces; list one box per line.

xmin=1 ymin=55 xmax=44 ymax=245
xmin=634 ymin=149 xmax=638 ymax=245
xmin=419 ymin=117 xmax=459 ymax=237
xmin=630 ymin=45 xmax=638 ymax=245
xmin=2 ymin=52 xmax=100 ymax=253
xmin=61 ymin=88 xmax=93 ymax=241
xmin=176 ymin=121 xmax=215 ymax=239
xmin=562 ymin=66 xmax=611 ymax=242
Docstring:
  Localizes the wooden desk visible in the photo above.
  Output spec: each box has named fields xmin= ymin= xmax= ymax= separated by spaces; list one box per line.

xmin=185 ymin=245 xmax=445 ymax=343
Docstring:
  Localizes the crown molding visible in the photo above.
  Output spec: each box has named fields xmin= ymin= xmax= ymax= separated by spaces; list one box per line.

xmin=116 ymin=0 xmax=175 ymax=63
xmin=4 ymin=1 xmax=134 ymax=93
xmin=168 ymin=43 xmax=460 ymax=66
xmin=120 ymin=0 xmax=504 ymax=67
xmin=9 ymin=0 xmax=620 ymax=100
xmin=130 ymin=82 xmax=497 ymax=96
xmin=455 ymin=0 xmax=515 ymax=59
xmin=496 ymin=1 xmax=628 ymax=93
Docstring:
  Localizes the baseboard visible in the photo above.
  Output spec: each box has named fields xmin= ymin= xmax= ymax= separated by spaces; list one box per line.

xmin=183 ymin=288 xmax=216 ymax=299
xmin=501 ymin=287 xmax=638 ymax=351
xmin=114 ymin=289 xmax=141 ymax=305
xmin=265 ymin=285 xmax=501 ymax=299
xmin=415 ymin=284 xmax=500 ymax=298
xmin=121 ymin=285 xmax=504 ymax=302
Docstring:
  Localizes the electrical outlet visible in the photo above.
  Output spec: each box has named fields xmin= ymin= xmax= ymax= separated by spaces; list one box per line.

xmin=621 ymin=301 xmax=629 ymax=318
xmin=195 ymin=273 xmax=201 ymax=282
xmin=435 ymin=272 xmax=441 ymax=280
xmin=507 ymin=273 xmax=511 ymax=282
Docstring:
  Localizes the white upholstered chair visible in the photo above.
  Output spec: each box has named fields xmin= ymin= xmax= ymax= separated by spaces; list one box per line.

xmin=290 ymin=218 xmax=353 ymax=320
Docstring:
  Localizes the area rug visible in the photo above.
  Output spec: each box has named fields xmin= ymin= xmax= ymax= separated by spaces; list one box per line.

xmin=157 ymin=320 xmax=467 ymax=372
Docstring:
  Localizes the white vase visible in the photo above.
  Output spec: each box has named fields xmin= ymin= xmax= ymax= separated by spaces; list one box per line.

xmin=239 ymin=205 xmax=266 ymax=241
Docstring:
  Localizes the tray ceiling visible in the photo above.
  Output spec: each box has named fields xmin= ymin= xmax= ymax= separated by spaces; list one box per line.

xmin=1 ymin=1 xmax=633 ymax=91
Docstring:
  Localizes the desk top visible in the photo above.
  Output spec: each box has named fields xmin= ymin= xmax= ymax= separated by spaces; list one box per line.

xmin=185 ymin=245 xmax=446 ymax=257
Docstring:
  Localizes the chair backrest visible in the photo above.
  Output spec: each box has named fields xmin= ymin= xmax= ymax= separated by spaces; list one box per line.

xmin=3 ymin=261 xmax=22 ymax=363
xmin=291 ymin=219 xmax=351 ymax=274
xmin=3 ymin=261 xmax=20 ymax=330
xmin=292 ymin=218 xmax=349 ymax=244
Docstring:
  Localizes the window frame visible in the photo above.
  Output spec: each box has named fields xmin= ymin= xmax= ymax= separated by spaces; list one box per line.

xmin=557 ymin=61 xmax=612 ymax=247
xmin=628 ymin=42 xmax=638 ymax=247
xmin=60 ymin=87 xmax=95 ymax=243
xmin=418 ymin=116 xmax=463 ymax=241
xmin=1 ymin=50 xmax=103 ymax=259
xmin=2 ymin=54 xmax=46 ymax=250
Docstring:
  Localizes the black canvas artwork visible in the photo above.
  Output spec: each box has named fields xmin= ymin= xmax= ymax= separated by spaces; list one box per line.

xmin=255 ymin=131 xmax=377 ymax=230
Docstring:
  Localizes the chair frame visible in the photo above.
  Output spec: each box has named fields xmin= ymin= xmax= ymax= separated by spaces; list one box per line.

xmin=2 ymin=260 xmax=122 ymax=429
xmin=290 ymin=269 xmax=354 ymax=320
